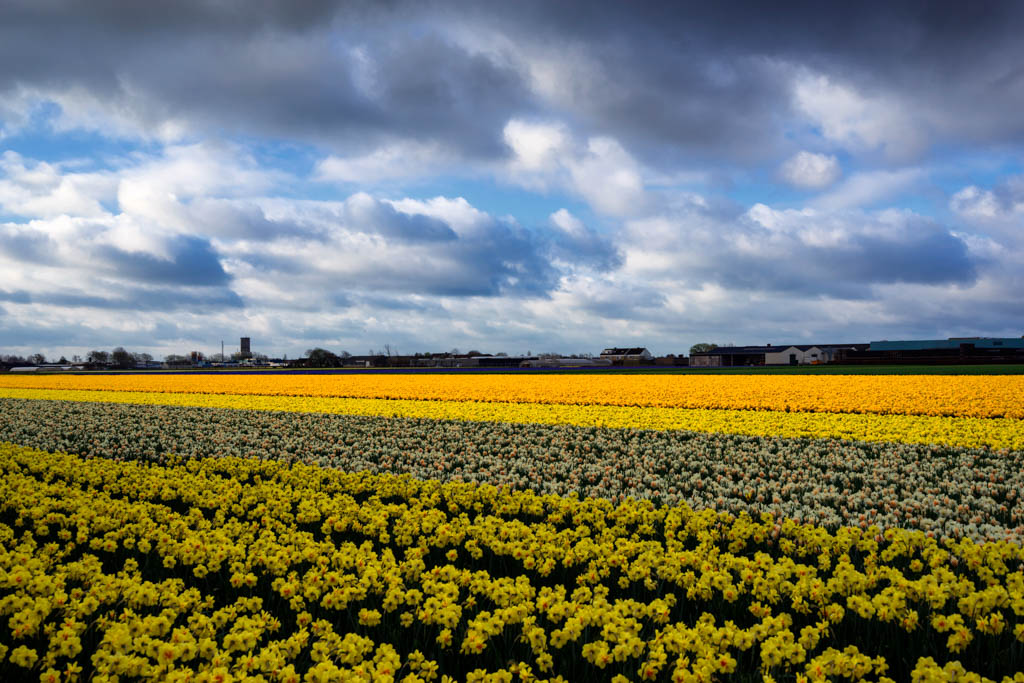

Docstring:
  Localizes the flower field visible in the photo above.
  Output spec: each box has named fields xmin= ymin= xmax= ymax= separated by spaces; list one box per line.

xmin=1 ymin=387 xmax=1022 ymax=450
xmin=1 ymin=373 xmax=1022 ymax=418
xmin=1 ymin=371 xmax=1023 ymax=681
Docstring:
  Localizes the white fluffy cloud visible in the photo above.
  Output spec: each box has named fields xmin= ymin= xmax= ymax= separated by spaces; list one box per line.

xmin=503 ymin=119 xmax=570 ymax=174
xmin=950 ymin=186 xmax=1002 ymax=219
xmin=502 ymin=118 xmax=647 ymax=216
xmin=315 ymin=140 xmax=454 ymax=183
xmin=0 ymin=152 xmax=116 ymax=219
xmin=792 ymin=72 xmax=925 ymax=160
xmin=949 ymin=177 xmax=1024 ymax=245
xmin=779 ymin=151 xmax=840 ymax=189
xmin=811 ymin=168 xmax=924 ymax=211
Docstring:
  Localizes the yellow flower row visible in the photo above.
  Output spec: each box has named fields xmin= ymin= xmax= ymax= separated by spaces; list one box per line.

xmin=1 ymin=373 xmax=1022 ymax=418
xmin=2 ymin=443 xmax=1022 ymax=682
xmin=2 ymin=387 xmax=1022 ymax=450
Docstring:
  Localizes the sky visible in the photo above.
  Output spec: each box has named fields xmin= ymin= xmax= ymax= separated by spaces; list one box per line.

xmin=1 ymin=0 xmax=1023 ymax=360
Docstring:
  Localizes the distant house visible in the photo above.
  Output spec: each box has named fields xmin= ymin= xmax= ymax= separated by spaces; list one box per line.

xmin=600 ymin=347 xmax=653 ymax=364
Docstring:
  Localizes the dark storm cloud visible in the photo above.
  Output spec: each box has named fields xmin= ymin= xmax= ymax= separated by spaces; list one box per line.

xmin=479 ymin=1 xmax=1024 ymax=158
xmin=95 ymin=236 xmax=230 ymax=287
xmin=0 ymin=1 xmax=531 ymax=158
xmin=3 ymin=1 xmax=1022 ymax=166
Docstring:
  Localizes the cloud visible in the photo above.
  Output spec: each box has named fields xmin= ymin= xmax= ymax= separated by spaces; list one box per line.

xmin=315 ymin=140 xmax=455 ymax=184
xmin=950 ymin=177 xmax=1024 ymax=221
xmin=502 ymin=118 xmax=647 ymax=216
xmin=0 ymin=285 xmax=242 ymax=311
xmin=949 ymin=175 xmax=1024 ymax=245
xmin=951 ymin=186 xmax=1002 ymax=220
xmin=2 ymin=1 xmax=1023 ymax=170
xmin=0 ymin=151 xmax=115 ymax=219
xmin=1 ymin=2 xmax=1023 ymax=357
xmin=811 ymin=168 xmax=924 ymax=211
xmin=0 ymin=223 xmax=60 ymax=264
xmin=621 ymin=200 xmax=977 ymax=299
xmin=791 ymin=72 xmax=925 ymax=160
xmin=503 ymin=119 xmax=569 ymax=175
xmin=779 ymin=151 xmax=840 ymax=189
xmin=547 ymin=208 xmax=621 ymax=271
xmin=94 ymin=235 xmax=230 ymax=287
xmin=342 ymin=193 xmax=456 ymax=242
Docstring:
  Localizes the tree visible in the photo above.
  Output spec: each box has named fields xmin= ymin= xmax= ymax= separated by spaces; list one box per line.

xmin=305 ymin=348 xmax=341 ymax=368
xmin=111 ymin=347 xmax=134 ymax=369
xmin=88 ymin=350 xmax=110 ymax=365
xmin=133 ymin=352 xmax=153 ymax=365
xmin=58 ymin=356 xmax=69 ymax=364
xmin=689 ymin=343 xmax=718 ymax=355
xmin=30 ymin=353 xmax=46 ymax=365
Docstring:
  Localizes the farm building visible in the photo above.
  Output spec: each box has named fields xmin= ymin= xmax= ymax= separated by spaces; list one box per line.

xmin=834 ymin=337 xmax=1024 ymax=364
xmin=599 ymin=347 xmax=653 ymax=364
xmin=869 ymin=337 xmax=1024 ymax=351
xmin=690 ymin=343 xmax=868 ymax=367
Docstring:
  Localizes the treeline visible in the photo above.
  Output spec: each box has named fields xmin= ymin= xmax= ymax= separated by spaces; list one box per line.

xmin=1 ymin=347 xmax=153 ymax=369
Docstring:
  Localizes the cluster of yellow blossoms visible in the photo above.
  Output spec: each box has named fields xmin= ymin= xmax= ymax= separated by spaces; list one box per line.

xmin=2 ymin=387 xmax=1021 ymax=450
xmin=2 ymin=443 xmax=1022 ymax=681
xmin=2 ymin=373 xmax=1022 ymax=419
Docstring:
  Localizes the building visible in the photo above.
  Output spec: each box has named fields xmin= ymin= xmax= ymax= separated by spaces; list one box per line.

xmin=599 ymin=347 xmax=653 ymax=364
xmin=869 ymin=337 xmax=1024 ymax=351
xmin=834 ymin=337 xmax=1024 ymax=365
xmin=688 ymin=345 xmax=772 ymax=367
xmin=690 ymin=343 xmax=868 ymax=367
xmin=519 ymin=357 xmax=613 ymax=368
xmin=240 ymin=337 xmax=252 ymax=359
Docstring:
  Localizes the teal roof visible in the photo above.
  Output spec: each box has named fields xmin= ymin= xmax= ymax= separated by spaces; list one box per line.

xmin=870 ymin=338 xmax=1024 ymax=351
